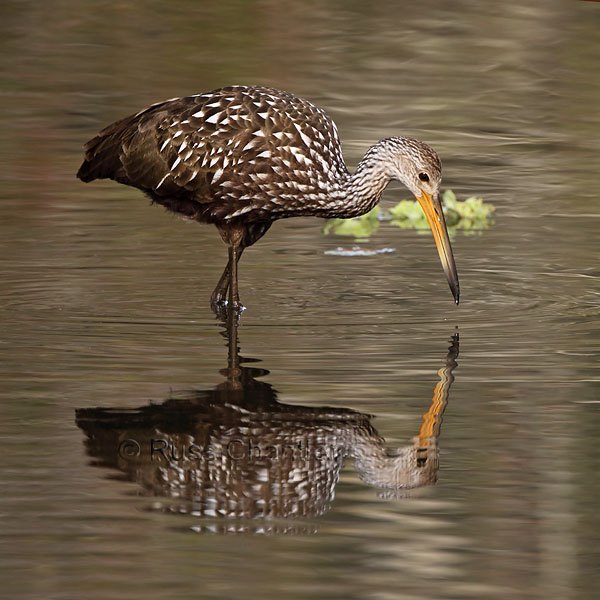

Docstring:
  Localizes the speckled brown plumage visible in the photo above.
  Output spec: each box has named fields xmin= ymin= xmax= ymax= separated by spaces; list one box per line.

xmin=77 ymin=85 xmax=458 ymax=310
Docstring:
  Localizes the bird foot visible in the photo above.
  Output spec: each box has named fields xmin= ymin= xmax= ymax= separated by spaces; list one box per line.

xmin=229 ymin=298 xmax=245 ymax=311
xmin=210 ymin=298 xmax=245 ymax=321
xmin=210 ymin=287 xmax=228 ymax=306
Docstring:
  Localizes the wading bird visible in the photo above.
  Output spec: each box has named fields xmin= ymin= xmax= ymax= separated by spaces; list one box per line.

xmin=77 ymin=85 xmax=459 ymax=311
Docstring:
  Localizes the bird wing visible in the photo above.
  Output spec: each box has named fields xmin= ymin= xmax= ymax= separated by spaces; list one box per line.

xmin=79 ymin=86 xmax=348 ymax=217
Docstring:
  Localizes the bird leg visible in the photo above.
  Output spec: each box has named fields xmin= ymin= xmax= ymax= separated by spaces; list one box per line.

xmin=228 ymin=244 xmax=243 ymax=311
xmin=211 ymin=223 xmax=257 ymax=315
xmin=210 ymin=246 xmax=245 ymax=310
xmin=211 ymin=261 xmax=232 ymax=307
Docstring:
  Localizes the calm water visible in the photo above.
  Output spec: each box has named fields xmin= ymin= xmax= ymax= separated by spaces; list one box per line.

xmin=1 ymin=1 xmax=599 ymax=599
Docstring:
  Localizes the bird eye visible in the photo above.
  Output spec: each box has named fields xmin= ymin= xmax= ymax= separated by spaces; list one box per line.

xmin=418 ymin=172 xmax=429 ymax=182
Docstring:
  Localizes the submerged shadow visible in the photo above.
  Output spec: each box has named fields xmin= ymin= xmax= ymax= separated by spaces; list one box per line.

xmin=76 ymin=312 xmax=459 ymax=533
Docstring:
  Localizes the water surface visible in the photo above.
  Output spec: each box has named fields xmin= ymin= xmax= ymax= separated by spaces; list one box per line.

xmin=1 ymin=1 xmax=599 ymax=599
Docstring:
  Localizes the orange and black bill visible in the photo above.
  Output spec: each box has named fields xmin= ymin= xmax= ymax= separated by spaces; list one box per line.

xmin=416 ymin=191 xmax=460 ymax=304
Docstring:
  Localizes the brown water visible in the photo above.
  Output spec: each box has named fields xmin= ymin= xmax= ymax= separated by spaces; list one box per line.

xmin=1 ymin=1 xmax=599 ymax=599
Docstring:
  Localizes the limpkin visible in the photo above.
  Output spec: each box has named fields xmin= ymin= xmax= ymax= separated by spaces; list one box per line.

xmin=77 ymin=85 xmax=459 ymax=310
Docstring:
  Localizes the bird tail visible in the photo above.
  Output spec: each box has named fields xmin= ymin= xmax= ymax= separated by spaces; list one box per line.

xmin=76 ymin=114 xmax=136 ymax=183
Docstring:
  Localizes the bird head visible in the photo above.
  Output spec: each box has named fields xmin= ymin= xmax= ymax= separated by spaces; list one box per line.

xmin=384 ymin=137 xmax=460 ymax=305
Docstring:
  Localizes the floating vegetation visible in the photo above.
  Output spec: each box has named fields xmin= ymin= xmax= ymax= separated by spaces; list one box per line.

xmin=389 ymin=190 xmax=495 ymax=236
xmin=323 ymin=190 xmax=495 ymax=241
xmin=322 ymin=206 xmax=381 ymax=239
xmin=324 ymin=246 xmax=396 ymax=257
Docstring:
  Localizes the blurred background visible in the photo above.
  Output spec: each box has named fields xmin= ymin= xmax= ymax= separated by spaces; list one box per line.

xmin=1 ymin=1 xmax=599 ymax=599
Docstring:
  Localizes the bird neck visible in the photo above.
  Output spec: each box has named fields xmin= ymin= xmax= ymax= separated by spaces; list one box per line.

xmin=328 ymin=140 xmax=399 ymax=218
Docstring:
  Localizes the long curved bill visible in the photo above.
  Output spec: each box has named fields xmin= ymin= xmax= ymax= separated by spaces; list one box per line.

xmin=416 ymin=191 xmax=460 ymax=304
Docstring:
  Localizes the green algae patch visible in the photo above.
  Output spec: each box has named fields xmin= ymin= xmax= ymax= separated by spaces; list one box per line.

xmin=323 ymin=191 xmax=495 ymax=240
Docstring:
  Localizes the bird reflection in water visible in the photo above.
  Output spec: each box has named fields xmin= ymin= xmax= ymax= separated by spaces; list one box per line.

xmin=76 ymin=318 xmax=459 ymax=534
